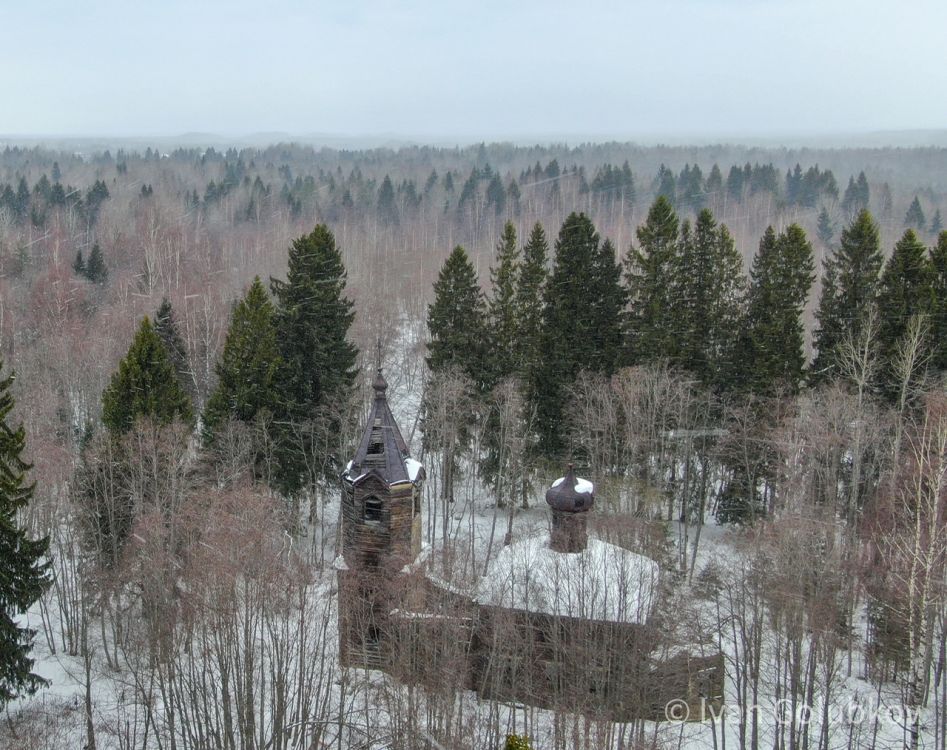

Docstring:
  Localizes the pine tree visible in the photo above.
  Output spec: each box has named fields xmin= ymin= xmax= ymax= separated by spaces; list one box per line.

xmin=486 ymin=222 xmax=520 ymax=386
xmin=817 ymin=206 xmax=834 ymax=246
xmin=904 ymin=195 xmax=927 ymax=230
xmin=876 ymin=229 xmax=934 ymax=397
xmin=625 ymin=196 xmax=680 ymax=365
xmin=102 ymin=317 xmax=194 ymax=434
xmin=812 ymin=210 xmax=884 ymax=381
xmin=154 ymin=298 xmax=192 ymax=397
xmin=426 ymin=246 xmax=488 ymax=388
xmin=0 ymin=361 xmax=51 ymax=706
xmin=513 ymin=223 xmax=549 ymax=382
xmin=734 ymin=225 xmax=815 ymax=394
xmin=674 ymin=209 xmax=746 ymax=389
xmin=203 ymin=277 xmax=281 ymax=444
xmin=85 ymin=243 xmax=108 ymax=284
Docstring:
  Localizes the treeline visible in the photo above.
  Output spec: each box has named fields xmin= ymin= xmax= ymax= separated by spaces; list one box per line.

xmin=422 ymin=199 xmax=947 ymax=521
xmin=0 ymin=172 xmax=110 ymax=228
xmin=0 ymin=151 xmax=909 ymax=230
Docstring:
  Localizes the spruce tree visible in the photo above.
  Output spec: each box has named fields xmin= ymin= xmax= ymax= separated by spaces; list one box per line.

xmin=929 ymin=231 xmax=947 ymax=372
xmin=270 ymin=225 xmax=358 ymax=493
xmin=856 ymin=171 xmax=870 ymax=208
xmin=102 ymin=317 xmax=194 ymax=435
xmin=655 ymin=164 xmax=676 ymax=204
xmin=0 ymin=361 xmax=50 ymax=706
xmin=812 ymin=210 xmax=884 ymax=382
xmin=876 ymin=229 xmax=934 ymax=397
xmin=625 ymin=196 xmax=680 ymax=365
xmin=817 ymin=206 xmax=834 ymax=246
xmin=272 ymin=224 xmax=357 ymax=417
xmin=203 ymin=277 xmax=281 ymax=444
xmin=377 ymin=175 xmax=398 ymax=225
xmin=841 ymin=172 xmax=870 ymax=216
xmin=14 ymin=178 xmax=29 ymax=221
xmin=590 ymin=238 xmax=628 ymax=373
xmin=85 ymin=243 xmax=108 ymax=284
xmin=726 ymin=165 xmax=745 ymax=202
xmin=930 ymin=209 xmax=943 ymax=235
xmin=532 ymin=213 xmax=622 ymax=455
xmin=734 ymin=225 xmax=815 ymax=394
xmin=904 ymin=196 xmax=927 ymax=230
xmin=426 ymin=246 xmax=488 ymax=388
xmin=513 ymin=223 xmax=549 ymax=382
xmin=154 ymin=298 xmax=192 ymax=397
xmin=487 ymin=222 xmax=520 ymax=386
xmin=674 ymin=209 xmax=746 ymax=389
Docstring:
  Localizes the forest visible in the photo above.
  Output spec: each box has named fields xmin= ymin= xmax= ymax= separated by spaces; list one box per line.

xmin=1 ymin=140 xmax=947 ymax=749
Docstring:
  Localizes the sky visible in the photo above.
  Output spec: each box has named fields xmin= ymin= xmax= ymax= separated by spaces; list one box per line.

xmin=2 ymin=0 xmax=946 ymax=142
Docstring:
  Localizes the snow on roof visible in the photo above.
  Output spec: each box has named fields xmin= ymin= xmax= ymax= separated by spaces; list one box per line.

xmin=551 ymin=475 xmax=594 ymax=495
xmin=405 ymin=458 xmax=424 ymax=482
xmin=476 ymin=534 xmax=659 ymax=625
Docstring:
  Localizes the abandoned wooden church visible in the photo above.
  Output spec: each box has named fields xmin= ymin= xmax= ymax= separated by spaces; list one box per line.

xmin=335 ymin=371 xmax=722 ymax=722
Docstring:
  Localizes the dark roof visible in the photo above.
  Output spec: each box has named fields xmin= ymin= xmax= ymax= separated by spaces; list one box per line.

xmin=545 ymin=464 xmax=595 ymax=513
xmin=347 ymin=370 xmax=413 ymax=486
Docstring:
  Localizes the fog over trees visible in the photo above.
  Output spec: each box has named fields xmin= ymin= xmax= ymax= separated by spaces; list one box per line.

xmin=1 ymin=140 xmax=947 ymax=749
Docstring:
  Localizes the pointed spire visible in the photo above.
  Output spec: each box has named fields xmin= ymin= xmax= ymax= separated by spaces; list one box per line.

xmin=347 ymin=369 xmax=415 ymax=485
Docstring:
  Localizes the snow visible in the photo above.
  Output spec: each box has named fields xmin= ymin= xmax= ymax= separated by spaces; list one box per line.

xmin=389 ymin=608 xmax=473 ymax=621
xmin=551 ymin=475 xmax=594 ymax=494
xmin=476 ymin=533 xmax=659 ymax=624
xmin=405 ymin=457 xmax=423 ymax=481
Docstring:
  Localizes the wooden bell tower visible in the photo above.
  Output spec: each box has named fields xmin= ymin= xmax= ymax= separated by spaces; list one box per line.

xmin=337 ymin=370 xmax=424 ymax=667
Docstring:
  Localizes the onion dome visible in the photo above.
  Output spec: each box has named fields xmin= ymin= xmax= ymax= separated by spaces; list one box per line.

xmin=545 ymin=464 xmax=595 ymax=513
xmin=372 ymin=369 xmax=388 ymax=398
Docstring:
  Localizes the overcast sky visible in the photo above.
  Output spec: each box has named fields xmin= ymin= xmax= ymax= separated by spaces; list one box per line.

xmin=2 ymin=0 xmax=945 ymax=141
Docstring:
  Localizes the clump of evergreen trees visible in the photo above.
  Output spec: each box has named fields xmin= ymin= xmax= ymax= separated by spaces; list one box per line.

xmin=92 ymin=223 xmax=359 ymax=527
xmin=424 ymin=200 xmax=947 ymax=522
xmin=73 ymin=243 xmax=108 ymax=284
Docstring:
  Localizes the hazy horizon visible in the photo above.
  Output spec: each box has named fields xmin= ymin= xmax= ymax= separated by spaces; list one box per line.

xmin=2 ymin=0 xmax=946 ymax=142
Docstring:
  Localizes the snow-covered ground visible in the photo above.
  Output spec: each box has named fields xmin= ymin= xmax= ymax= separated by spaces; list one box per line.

xmin=6 ymin=497 xmax=935 ymax=750
xmin=4 ymin=321 xmax=939 ymax=749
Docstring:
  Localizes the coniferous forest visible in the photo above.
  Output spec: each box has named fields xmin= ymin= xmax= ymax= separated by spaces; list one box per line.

xmin=2 ymin=140 xmax=947 ymax=749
